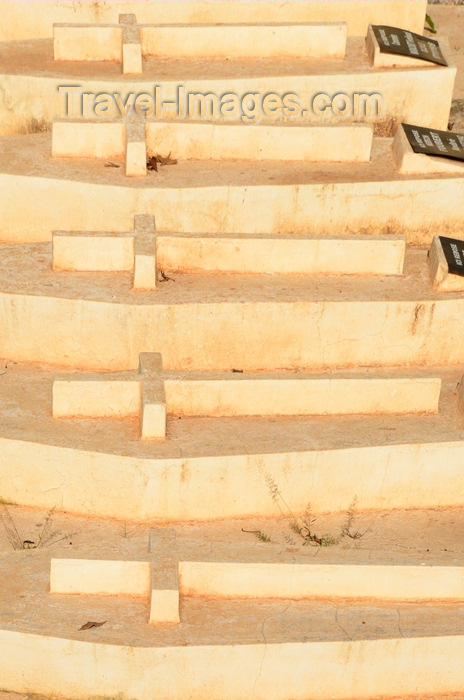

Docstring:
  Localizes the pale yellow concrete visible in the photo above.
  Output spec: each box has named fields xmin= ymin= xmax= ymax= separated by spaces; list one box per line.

xmin=133 ymin=253 xmax=157 ymax=290
xmin=52 ymin=380 xmax=141 ymax=418
xmin=53 ymin=215 xmax=157 ymax=286
xmin=50 ymin=559 xmax=151 ymax=596
xmin=16 ymin=229 xmax=409 ymax=280
xmin=366 ymin=24 xmax=443 ymax=69
xmin=53 ymin=120 xmax=147 ymax=176
xmin=125 ymin=123 xmax=147 ymax=177
xmin=164 ymin=376 xmax=441 ymax=417
xmin=51 ymin=121 xmax=125 ymax=159
xmin=122 ymin=40 xmax=143 ymax=75
xmin=149 ymin=528 xmax=180 ymax=624
xmin=52 ymin=232 xmax=135 ymax=272
xmin=51 ymin=362 xmax=441 ymax=423
xmin=53 ymin=19 xmax=347 ymax=62
xmin=53 ymin=24 xmax=122 ymax=62
xmin=2 ymin=288 xmax=464 ymax=372
xmin=146 ymin=122 xmax=373 ymax=163
xmin=55 ymin=15 xmax=143 ymax=71
xmin=53 ymin=120 xmax=372 ymax=165
xmin=121 ymin=15 xmax=143 ymax=74
xmin=1 ymin=629 xmax=464 ymax=699
xmin=54 ymin=356 xmax=167 ymax=436
xmin=0 ymin=0 xmax=462 ymax=694
xmin=179 ymin=562 xmax=464 ymax=601
xmin=0 ymin=53 xmax=455 ymax=135
xmin=140 ymin=22 xmax=347 ymax=60
xmin=428 ymin=235 xmax=464 ymax=292
xmin=2 ymin=436 xmax=464 ymax=521
xmin=3 ymin=141 xmax=464 ymax=245
xmin=149 ymin=589 xmax=180 ymax=624
xmin=393 ymin=124 xmax=464 ymax=176
xmin=156 ymin=234 xmax=405 ymax=275
xmin=141 ymin=401 xmax=166 ymax=440
xmin=133 ymin=214 xmax=157 ymax=290
xmin=139 ymin=353 xmax=166 ymax=439
xmin=0 ymin=1 xmax=428 ymax=40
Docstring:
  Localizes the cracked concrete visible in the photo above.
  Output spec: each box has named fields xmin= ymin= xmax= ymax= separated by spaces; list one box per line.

xmin=1 ymin=2 xmax=464 ymax=697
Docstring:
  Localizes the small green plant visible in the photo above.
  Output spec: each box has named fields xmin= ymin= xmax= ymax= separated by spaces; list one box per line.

xmin=241 ymin=528 xmax=272 ymax=543
xmin=0 ymin=504 xmax=75 ymax=550
xmin=339 ymin=496 xmax=371 ymax=541
xmin=425 ymin=14 xmax=437 ymax=34
xmin=262 ymin=475 xmax=369 ymax=548
xmin=288 ymin=502 xmax=339 ymax=547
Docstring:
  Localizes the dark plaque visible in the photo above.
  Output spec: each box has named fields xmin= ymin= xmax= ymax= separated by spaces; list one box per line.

xmin=372 ymin=25 xmax=447 ymax=66
xmin=439 ymin=236 xmax=464 ymax=277
xmin=402 ymin=124 xmax=464 ymax=162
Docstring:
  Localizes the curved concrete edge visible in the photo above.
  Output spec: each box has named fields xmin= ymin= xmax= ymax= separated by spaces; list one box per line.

xmin=0 ymin=0 xmax=428 ymax=41
xmin=0 ymin=629 xmax=463 ymax=700
xmin=0 ymin=62 xmax=453 ymax=137
xmin=1 ymin=438 xmax=464 ymax=521
xmin=1 ymin=171 xmax=464 ymax=245
xmin=1 ymin=292 xmax=464 ymax=372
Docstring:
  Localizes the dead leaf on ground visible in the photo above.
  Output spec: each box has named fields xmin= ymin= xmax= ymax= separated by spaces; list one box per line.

xmin=157 ymin=152 xmax=177 ymax=166
xmin=147 ymin=152 xmax=178 ymax=171
xmin=158 ymin=270 xmax=175 ymax=282
xmin=78 ymin=621 xmax=107 ymax=631
xmin=147 ymin=156 xmax=158 ymax=172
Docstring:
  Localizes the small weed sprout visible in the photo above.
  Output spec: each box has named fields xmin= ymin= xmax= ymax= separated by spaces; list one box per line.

xmin=260 ymin=476 xmax=370 ymax=548
xmin=425 ymin=14 xmax=437 ymax=34
xmin=119 ymin=522 xmax=139 ymax=539
xmin=340 ymin=497 xmax=373 ymax=541
xmin=290 ymin=502 xmax=340 ymax=547
xmin=241 ymin=528 xmax=272 ymax=543
xmin=0 ymin=502 xmax=22 ymax=550
xmin=19 ymin=118 xmax=51 ymax=134
xmin=0 ymin=504 xmax=76 ymax=550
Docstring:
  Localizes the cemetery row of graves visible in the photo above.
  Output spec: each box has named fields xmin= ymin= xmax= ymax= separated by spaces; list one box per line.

xmin=1 ymin=1 xmax=464 ymax=698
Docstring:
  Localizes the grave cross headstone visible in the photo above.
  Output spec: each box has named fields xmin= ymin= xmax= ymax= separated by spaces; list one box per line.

xmin=438 ymin=236 xmax=464 ymax=277
xmin=372 ymin=25 xmax=447 ymax=66
xmin=402 ymin=124 xmax=464 ymax=162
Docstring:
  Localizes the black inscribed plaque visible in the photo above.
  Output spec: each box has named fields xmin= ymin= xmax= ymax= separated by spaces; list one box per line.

xmin=372 ymin=25 xmax=447 ymax=66
xmin=402 ymin=123 xmax=464 ymax=162
xmin=439 ymin=237 xmax=464 ymax=277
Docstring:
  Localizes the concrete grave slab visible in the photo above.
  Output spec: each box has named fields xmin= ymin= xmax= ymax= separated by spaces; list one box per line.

xmin=393 ymin=123 xmax=464 ymax=175
xmin=428 ymin=235 xmax=464 ymax=291
xmin=0 ymin=0 xmax=429 ymax=41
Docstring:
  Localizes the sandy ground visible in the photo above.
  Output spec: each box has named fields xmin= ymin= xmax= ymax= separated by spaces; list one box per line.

xmin=1 ymin=4 xmax=464 ymax=699
xmin=1 ymin=504 xmax=464 ymax=650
